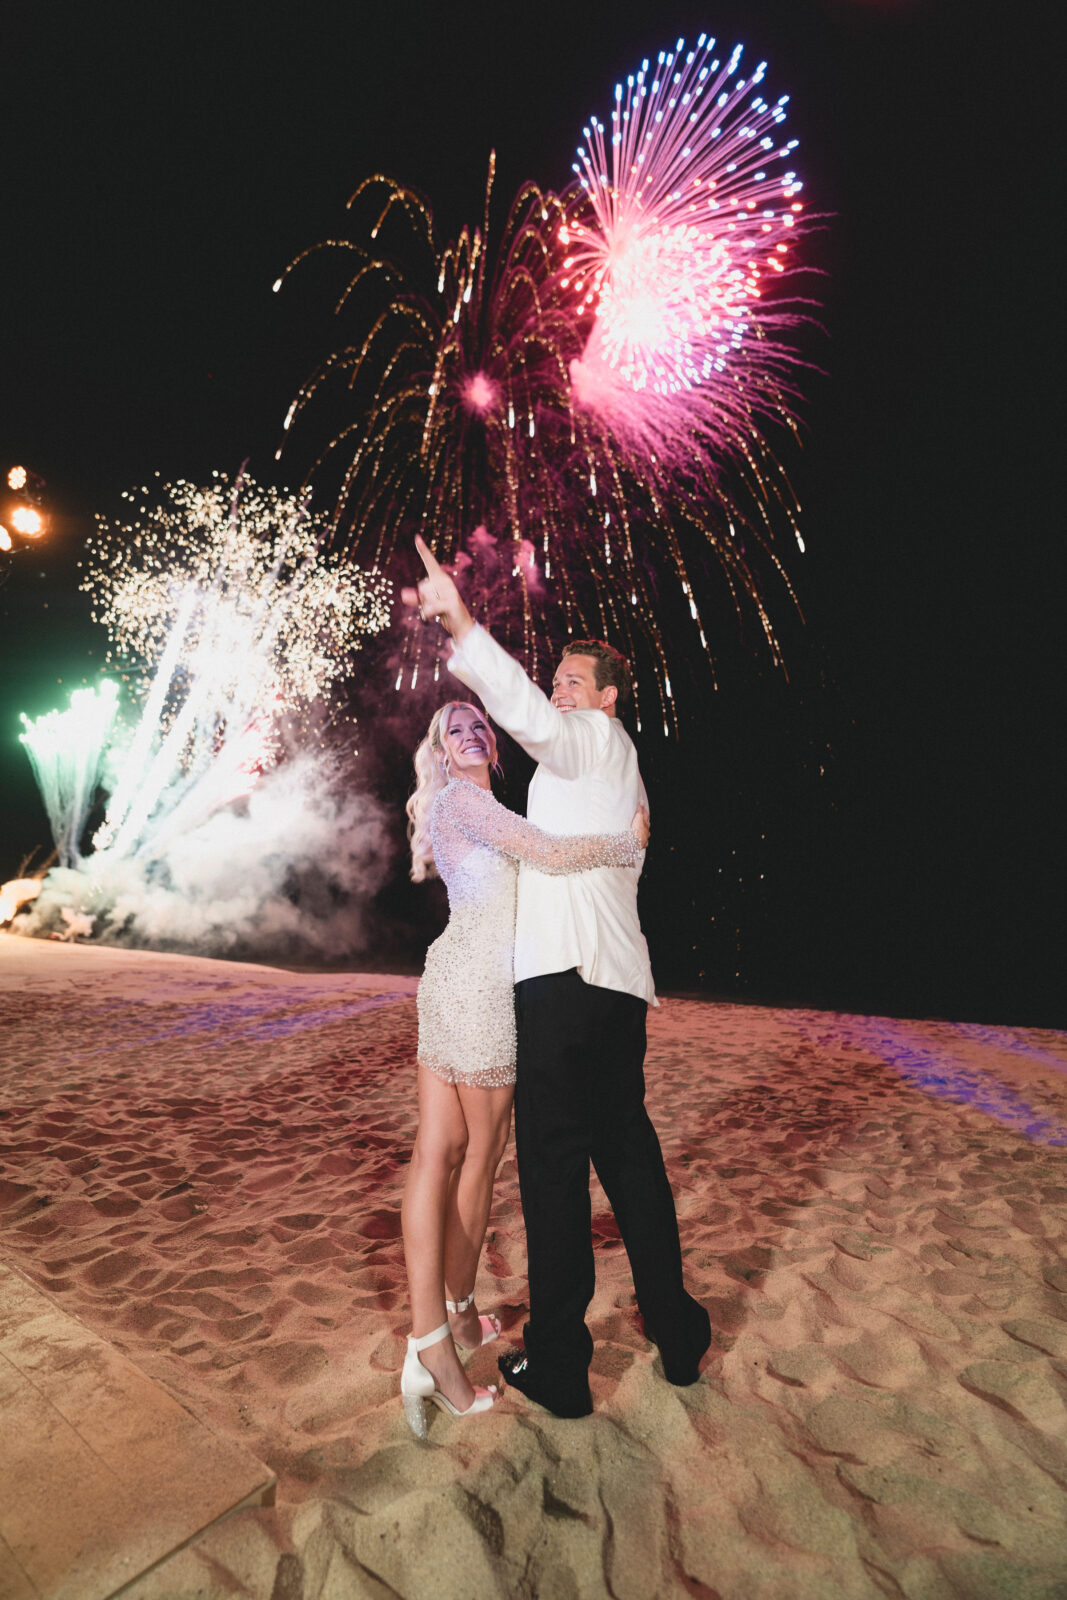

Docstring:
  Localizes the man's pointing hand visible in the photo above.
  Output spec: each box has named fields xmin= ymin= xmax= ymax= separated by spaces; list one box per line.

xmin=400 ymin=535 xmax=474 ymax=643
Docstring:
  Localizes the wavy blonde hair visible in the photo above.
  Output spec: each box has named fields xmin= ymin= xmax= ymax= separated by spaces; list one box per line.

xmin=405 ymin=700 xmax=498 ymax=882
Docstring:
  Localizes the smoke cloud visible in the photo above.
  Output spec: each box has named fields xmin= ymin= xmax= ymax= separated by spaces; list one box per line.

xmin=16 ymin=751 xmax=393 ymax=961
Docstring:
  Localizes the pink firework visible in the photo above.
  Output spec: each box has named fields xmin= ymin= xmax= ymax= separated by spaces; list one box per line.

xmin=562 ymin=35 xmax=812 ymax=466
xmin=280 ymin=42 xmax=819 ymax=729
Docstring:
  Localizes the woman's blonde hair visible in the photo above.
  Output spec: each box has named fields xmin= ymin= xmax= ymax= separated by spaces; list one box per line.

xmin=405 ymin=700 xmax=498 ymax=882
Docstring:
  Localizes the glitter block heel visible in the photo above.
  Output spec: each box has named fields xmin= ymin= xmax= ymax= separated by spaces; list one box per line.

xmin=401 ymin=1321 xmax=497 ymax=1438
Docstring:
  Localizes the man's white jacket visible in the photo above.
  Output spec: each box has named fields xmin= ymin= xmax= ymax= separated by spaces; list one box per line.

xmin=449 ymin=623 xmax=657 ymax=1005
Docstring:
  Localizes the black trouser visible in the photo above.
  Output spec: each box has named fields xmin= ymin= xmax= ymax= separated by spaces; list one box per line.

xmin=514 ymin=968 xmax=703 ymax=1380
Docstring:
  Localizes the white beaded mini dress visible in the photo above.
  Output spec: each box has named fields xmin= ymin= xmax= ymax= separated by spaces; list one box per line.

xmin=417 ymin=780 xmax=641 ymax=1088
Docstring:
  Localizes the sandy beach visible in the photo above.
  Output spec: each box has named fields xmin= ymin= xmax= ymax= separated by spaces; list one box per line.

xmin=1 ymin=932 xmax=1066 ymax=1599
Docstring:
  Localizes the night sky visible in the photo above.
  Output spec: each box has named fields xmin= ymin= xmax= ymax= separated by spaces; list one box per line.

xmin=1 ymin=0 xmax=1060 ymax=1026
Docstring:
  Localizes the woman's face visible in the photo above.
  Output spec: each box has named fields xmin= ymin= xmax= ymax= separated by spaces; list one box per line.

xmin=441 ymin=704 xmax=495 ymax=777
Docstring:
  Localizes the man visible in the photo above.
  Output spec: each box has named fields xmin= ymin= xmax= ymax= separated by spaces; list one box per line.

xmin=406 ymin=536 xmax=710 ymax=1417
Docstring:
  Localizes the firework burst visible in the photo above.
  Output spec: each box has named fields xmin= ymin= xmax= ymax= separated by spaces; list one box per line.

xmin=14 ymin=473 xmax=393 ymax=956
xmin=277 ymin=36 xmax=819 ymax=730
xmin=563 ymin=35 xmax=811 ymax=463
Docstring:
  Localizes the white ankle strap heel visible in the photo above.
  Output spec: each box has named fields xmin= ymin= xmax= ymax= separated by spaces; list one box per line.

xmin=401 ymin=1321 xmax=497 ymax=1439
xmin=445 ymin=1291 xmax=502 ymax=1351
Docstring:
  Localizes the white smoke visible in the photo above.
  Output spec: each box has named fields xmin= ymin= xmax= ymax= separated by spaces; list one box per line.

xmin=18 ymin=750 xmax=392 ymax=959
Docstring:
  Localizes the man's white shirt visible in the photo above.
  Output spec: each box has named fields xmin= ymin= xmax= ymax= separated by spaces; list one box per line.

xmin=448 ymin=623 xmax=657 ymax=1005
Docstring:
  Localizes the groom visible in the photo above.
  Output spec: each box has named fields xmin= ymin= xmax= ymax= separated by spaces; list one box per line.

xmin=405 ymin=537 xmax=710 ymax=1416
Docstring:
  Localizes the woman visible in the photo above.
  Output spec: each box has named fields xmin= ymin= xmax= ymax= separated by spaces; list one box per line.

xmin=400 ymin=699 xmax=648 ymax=1436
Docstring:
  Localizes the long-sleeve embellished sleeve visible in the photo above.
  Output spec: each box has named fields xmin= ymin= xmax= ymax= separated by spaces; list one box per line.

xmin=437 ymin=781 xmax=641 ymax=874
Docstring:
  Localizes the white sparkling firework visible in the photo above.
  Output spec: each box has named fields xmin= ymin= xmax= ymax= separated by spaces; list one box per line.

xmin=86 ymin=474 xmax=391 ymax=712
xmin=14 ymin=474 xmax=393 ymax=956
xmin=79 ymin=473 xmax=390 ymax=861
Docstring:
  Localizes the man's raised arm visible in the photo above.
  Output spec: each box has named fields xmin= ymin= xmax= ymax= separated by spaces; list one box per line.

xmin=400 ymin=536 xmax=608 ymax=778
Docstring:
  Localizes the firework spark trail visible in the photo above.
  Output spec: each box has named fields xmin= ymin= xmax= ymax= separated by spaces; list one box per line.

xmin=97 ymin=587 xmax=198 ymax=857
xmin=19 ymin=682 xmax=120 ymax=867
xmin=277 ymin=169 xmax=693 ymax=726
xmin=14 ymin=474 xmax=394 ymax=957
xmin=276 ymin=166 xmax=598 ymax=695
xmin=276 ymin=167 xmax=571 ymax=576
xmin=277 ymin=36 xmax=819 ymax=732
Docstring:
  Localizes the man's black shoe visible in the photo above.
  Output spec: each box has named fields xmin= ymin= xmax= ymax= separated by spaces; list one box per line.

xmin=497 ymin=1347 xmax=593 ymax=1418
xmin=644 ymin=1302 xmax=712 ymax=1386
xmin=655 ymin=1348 xmax=703 ymax=1386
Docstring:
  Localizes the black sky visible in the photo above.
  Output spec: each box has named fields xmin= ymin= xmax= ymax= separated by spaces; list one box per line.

xmin=1 ymin=0 xmax=1061 ymax=1025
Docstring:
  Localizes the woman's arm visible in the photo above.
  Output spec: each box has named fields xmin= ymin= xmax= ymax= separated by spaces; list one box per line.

xmin=438 ymin=781 xmax=642 ymax=874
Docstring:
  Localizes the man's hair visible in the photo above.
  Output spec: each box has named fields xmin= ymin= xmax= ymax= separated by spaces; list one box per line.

xmin=561 ymin=639 xmax=633 ymax=710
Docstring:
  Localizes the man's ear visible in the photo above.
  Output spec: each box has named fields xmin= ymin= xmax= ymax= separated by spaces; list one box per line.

xmin=601 ymin=684 xmax=619 ymax=711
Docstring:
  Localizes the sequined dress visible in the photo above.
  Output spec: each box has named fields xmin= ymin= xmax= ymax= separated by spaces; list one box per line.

xmin=417 ymin=780 xmax=641 ymax=1088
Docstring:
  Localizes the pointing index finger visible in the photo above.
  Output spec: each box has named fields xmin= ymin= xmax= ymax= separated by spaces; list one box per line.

xmin=414 ymin=534 xmax=445 ymax=582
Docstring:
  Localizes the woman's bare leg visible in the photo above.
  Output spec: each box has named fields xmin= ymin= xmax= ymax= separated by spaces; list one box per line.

xmin=445 ymin=1081 xmax=514 ymax=1348
xmin=401 ymin=1065 xmax=482 ymax=1410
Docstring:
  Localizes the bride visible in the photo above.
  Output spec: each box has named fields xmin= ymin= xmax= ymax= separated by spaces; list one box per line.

xmin=400 ymin=699 xmax=648 ymax=1436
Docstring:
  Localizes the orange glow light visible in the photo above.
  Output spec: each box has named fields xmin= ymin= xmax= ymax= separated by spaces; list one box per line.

xmin=0 ymin=525 xmax=12 ymax=552
xmin=11 ymin=505 xmax=43 ymax=537
xmin=7 ymin=466 xmax=27 ymax=491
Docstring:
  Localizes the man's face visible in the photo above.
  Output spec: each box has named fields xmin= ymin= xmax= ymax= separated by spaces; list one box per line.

xmin=551 ymin=654 xmax=616 ymax=715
